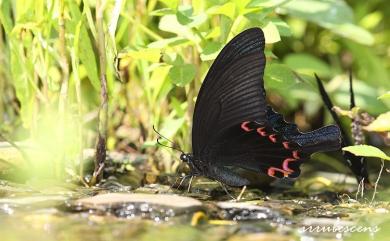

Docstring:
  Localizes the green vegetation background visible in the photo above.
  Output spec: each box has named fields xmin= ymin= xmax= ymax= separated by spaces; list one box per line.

xmin=0 ymin=0 xmax=388 ymax=181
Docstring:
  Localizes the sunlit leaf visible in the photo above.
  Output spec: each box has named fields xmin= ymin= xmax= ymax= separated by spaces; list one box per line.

xmin=159 ymin=117 xmax=185 ymax=139
xmin=343 ymin=145 xmax=390 ymax=161
xmin=332 ymin=23 xmax=374 ymax=45
xmin=378 ymin=92 xmax=390 ymax=100
xmin=207 ymin=2 xmax=236 ymax=20
xmin=118 ymin=48 xmax=161 ymax=63
xmin=359 ymin=11 xmax=382 ymax=30
xmin=169 ymin=64 xmax=196 ymax=86
xmin=0 ymin=0 xmax=13 ymax=34
xmin=158 ymin=0 xmax=179 ymax=10
xmin=263 ymin=21 xmax=280 ymax=43
xmin=364 ymin=112 xmax=390 ymax=132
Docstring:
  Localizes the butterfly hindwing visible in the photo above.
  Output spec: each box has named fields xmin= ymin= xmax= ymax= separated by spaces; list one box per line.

xmin=211 ymin=106 xmax=341 ymax=179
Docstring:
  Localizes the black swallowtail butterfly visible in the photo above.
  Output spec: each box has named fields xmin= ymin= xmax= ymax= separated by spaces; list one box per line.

xmin=173 ymin=28 xmax=342 ymax=187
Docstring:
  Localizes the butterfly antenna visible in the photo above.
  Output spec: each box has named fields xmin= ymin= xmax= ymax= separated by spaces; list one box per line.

xmin=349 ymin=68 xmax=356 ymax=109
xmin=153 ymin=125 xmax=184 ymax=153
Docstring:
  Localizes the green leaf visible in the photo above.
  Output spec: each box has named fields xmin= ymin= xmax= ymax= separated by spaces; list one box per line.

xmin=148 ymin=37 xmax=189 ymax=48
xmin=263 ymin=21 xmax=280 ymax=43
xmin=159 ymin=117 xmax=185 ymax=139
xmin=342 ymin=145 xmax=390 ymax=161
xmin=249 ymin=0 xmax=290 ymax=8
xmin=207 ymin=2 xmax=236 ymax=20
xmin=332 ymin=23 xmax=374 ymax=45
xmin=169 ymin=64 xmax=196 ymax=86
xmin=264 ymin=63 xmax=296 ymax=90
xmin=158 ymin=0 xmax=179 ymax=10
xmin=364 ymin=112 xmax=390 ymax=132
xmin=200 ymin=42 xmax=223 ymax=61
xmin=282 ymin=0 xmax=353 ymax=25
xmin=344 ymin=41 xmax=390 ymax=89
xmin=271 ymin=18 xmax=291 ymax=37
xmin=118 ymin=48 xmax=161 ymax=63
xmin=284 ymin=53 xmax=331 ymax=77
xmin=378 ymin=91 xmax=390 ymax=100
xmin=281 ymin=0 xmax=374 ymax=45
xmin=0 ymin=0 xmax=14 ymax=34
xmin=77 ymin=21 xmax=100 ymax=90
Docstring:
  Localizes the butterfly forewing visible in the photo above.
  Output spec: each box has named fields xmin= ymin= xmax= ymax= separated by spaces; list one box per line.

xmin=192 ymin=28 xmax=267 ymax=157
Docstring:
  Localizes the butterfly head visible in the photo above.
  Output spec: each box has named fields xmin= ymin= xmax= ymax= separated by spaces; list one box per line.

xmin=180 ymin=153 xmax=193 ymax=163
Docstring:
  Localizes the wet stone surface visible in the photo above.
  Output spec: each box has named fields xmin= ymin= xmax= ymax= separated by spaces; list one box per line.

xmin=0 ymin=179 xmax=389 ymax=241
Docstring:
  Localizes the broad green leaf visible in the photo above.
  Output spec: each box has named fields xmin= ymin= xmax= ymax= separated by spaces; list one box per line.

xmin=378 ymin=92 xmax=390 ymax=100
xmin=332 ymin=23 xmax=374 ymax=45
xmin=263 ymin=21 xmax=280 ymax=43
xmin=364 ymin=112 xmax=390 ymax=132
xmin=169 ymin=64 xmax=196 ymax=86
xmin=284 ymin=53 xmax=331 ymax=77
xmin=207 ymin=2 xmax=236 ymax=20
xmin=264 ymin=63 xmax=296 ymax=90
xmin=343 ymin=145 xmax=390 ymax=161
xmin=200 ymin=42 xmax=223 ymax=61
xmin=271 ymin=18 xmax=291 ymax=37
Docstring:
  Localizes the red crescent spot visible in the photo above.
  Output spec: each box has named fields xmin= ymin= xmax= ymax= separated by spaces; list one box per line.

xmin=241 ymin=121 xmax=252 ymax=132
xmin=267 ymin=167 xmax=292 ymax=177
xmin=282 ymin=158 xmax=296 ymax=172
xmin=292 ymin=150 xmax=300 ymax=159
xmin=256 ymin=127 xmax=267 ymax=136
xmin=268 ymin=134 xmax=277 ymax=143
xmin=282 ymin=141 xmax=290 ymax=149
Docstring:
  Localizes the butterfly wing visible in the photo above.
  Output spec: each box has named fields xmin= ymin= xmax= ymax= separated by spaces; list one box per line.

xmin=212 ymin=106 xmax=341 ymax=179
xmin=192 ymin=28 xmax=267 ymax=158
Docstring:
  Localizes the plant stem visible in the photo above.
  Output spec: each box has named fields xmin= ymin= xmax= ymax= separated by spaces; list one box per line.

xmin=92 ymin=0 xmax=108 ymax=185
xmin=370 ymin=160 xmax=384 ymax=205
xmin=57 ymin=0 xmax=69 ymax=179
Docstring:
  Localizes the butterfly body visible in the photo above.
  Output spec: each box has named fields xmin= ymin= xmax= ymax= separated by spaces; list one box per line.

xmin=179 ymin=28 xmax=341 ymax=187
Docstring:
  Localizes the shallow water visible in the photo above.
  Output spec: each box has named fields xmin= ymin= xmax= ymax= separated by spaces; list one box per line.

xmin=0 ymin=178 xmax=389 ymax=241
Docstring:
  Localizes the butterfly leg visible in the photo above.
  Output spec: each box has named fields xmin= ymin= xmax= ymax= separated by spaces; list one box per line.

xmin=236 ymin=185 xmax=247 ymax=201
xmin=209 ymin=165 xmax=250 ymax=187
xmin=187 ymin=175 xmax=194 ymax=193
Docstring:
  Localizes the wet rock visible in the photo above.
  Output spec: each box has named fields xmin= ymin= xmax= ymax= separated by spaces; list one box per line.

xmin=69 ymin=193 xmax=203 ymax=221
xmin=215 ymin=202 xmax=286 ymax=223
